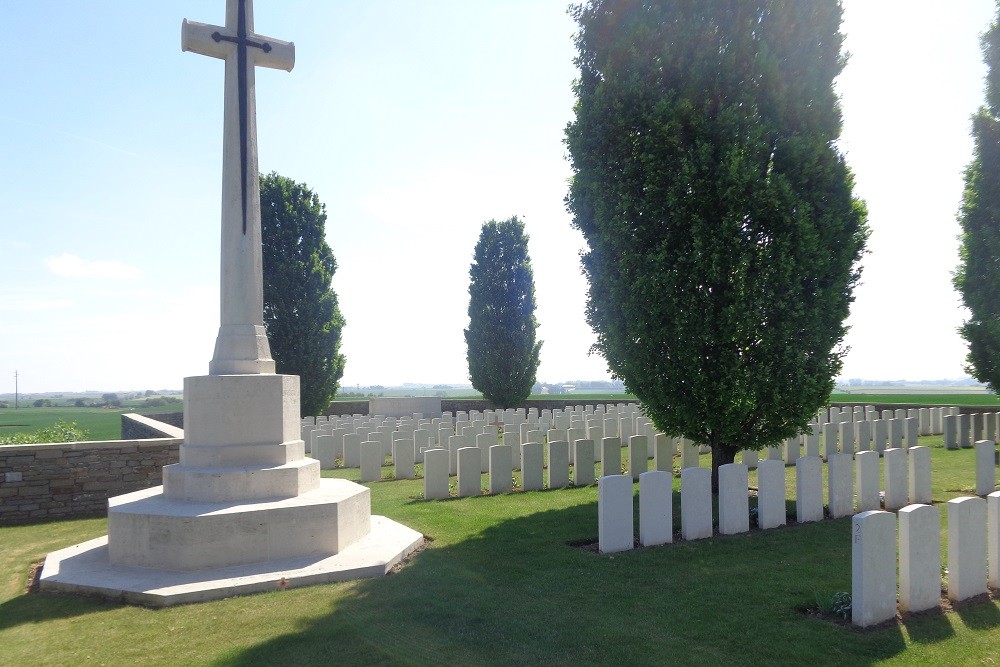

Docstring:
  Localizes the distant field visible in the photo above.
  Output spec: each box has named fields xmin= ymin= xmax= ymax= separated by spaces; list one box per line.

xmin=829 ymin=393 xmax=1000 ymax=406
xmin=4 ymin=391 xmax=994 ymax=444
xmin=0 ymin=402 xmax=183 ymax=442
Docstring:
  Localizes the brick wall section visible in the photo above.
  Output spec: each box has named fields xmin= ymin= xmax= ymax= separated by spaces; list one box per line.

xmin=0 ymin=438 xmax=181 ymax=526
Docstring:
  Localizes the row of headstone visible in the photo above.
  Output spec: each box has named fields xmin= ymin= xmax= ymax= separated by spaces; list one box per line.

xmin=943 ymin=412 xmax=1000 ymax=450
xmin=599 ymin=461 xmax=791 ymax=554
xmin=300 ymin=402 xmax=643 ymax=466
xmin=822 ymin=405 xmax=957 ymax=437
xmin=422 ymin=440 xmax=605 ymax=500
xmin=852 ymin=493 xmax=1000 ymax=627
xmin=598 ymin=444 xmax=959 ymax=554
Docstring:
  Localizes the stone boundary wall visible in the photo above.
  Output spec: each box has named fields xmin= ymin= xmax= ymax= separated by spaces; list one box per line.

xmin=121 ymin=413 xmax=184 ymax=440
xmin=325 ymin=398 xmax=635 ymax=417
xmin=831 ymin=402 xmax=985 ymax=415
xmin=0 ymin=438 xmax=181 ymax=525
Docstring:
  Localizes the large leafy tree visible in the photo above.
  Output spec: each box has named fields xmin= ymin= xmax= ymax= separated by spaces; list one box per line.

xmin=956 ymin=8 xmax=1000 ymax=392
xmin=465 ymin=216 xmax=543 ymax=408
xmin=565 ymin=0 xmax=868 ymax=487
xmin=260 ymin=172 xmax=346 ymax=417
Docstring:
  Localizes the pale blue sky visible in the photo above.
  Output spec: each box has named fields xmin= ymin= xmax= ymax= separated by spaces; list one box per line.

xmin=0 ymin=1 xmax=995 ymax=393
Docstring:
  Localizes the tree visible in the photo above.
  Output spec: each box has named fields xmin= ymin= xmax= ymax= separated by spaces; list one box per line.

xmin=956 ymin=9 xmax=1000 ymax=392
xmin=465 ymin=217 xmax=543 ymax=408
xmin=260 ymin=172 xmax=346 ymax=417
xmin=565 ymin=0 xmax=868 ymax=489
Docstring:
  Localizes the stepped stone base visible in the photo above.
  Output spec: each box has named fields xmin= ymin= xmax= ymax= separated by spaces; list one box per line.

xmin=40 ymin=515 xmax=423 ymax=607
xmin=108 ymin=479 xmax=369 ymax=571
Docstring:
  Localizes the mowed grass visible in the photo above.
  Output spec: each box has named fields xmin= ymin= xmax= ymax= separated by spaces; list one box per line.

xmin=3 ymin=437 xmax=1000 ymax=665
xmin=0 ymin=403 xmax=183 ymax=441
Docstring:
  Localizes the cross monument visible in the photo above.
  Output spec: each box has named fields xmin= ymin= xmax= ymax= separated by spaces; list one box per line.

xmin=182 ymin=0 xmax=294 ymax=375
xmin=38 ymin=0 xmax=422 ymax=607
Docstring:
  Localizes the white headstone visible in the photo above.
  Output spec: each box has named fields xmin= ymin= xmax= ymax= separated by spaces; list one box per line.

xmin=757 ymin=460 xmax=786 ymax=529
xmin=574 ymin=439 xmax=596 ymax=486
xmin=989 ymin=492 xmax=1000 ymax=589
xmin=718 ymin=463 xmax=749 ymax=535
xmin=653 ymin=434 xmax=672 ymax=472
xmin=681 ymin=467 xmax=712 ymax=540
xmin=828 ymin=453 xmax=854 ymax=519
xmin=908 ymin=445 xmax=932 ymax=505
xmin=602 ymin=436 xmax=622 ymax=478
xmin=855 ymin=450 xmax=880 ymax=513
xmin=314 ymin=434 xmax=335 ymax=469
xmin=883 ymin=448 xmax=908 ymax=511
xmin=823 ymin=422 xmax=838 ymax=458
xmin=976 ymin=440 xmax=996 ymax=496
xmin=393 ymin=439 xmax=415 ymax=480
xmin=521 ymin=442 xmax=544 ymax=491
xmin=343 ymin=432 xmax=362 ymax=468
xmin=360 ymin=440 xmax=382 ymax=482
xmin=457 ymin=447 xmax=481 ymax=497
xmin=639 ymin=470 xmax=673 ymax=547
xmin=548 ymin=440 xmax=570 ymax=489
xmin=599 ymin=475 xmax=634 ymax=554
xmin=943 ymin=414 xmax=958 ymax=450
xmin=489 ymin=444 xmax=512 ymax=494
xmin=796 ymin=456 xmax=823 ymax=523
xmin=851 ymin=510 xmax=897 ymax=628
xmin=681 ymin=439 xmax=700 ymax=469
xmin=628 ymin=435 xmax=648 ymax=480
xmin=424 ymin=448 xmax=449 ymax=500
xmin=948 ymin=496 xmax=987 ymax=602
xmin=899 ymin=503 xmax=941 ymax=614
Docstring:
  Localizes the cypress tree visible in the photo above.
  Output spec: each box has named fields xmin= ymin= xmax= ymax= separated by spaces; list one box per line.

xmin=260 ymin=172 xmax=346 ymax=417
xmin=956 ymin=7 xmax=1000 ymax=392
xmin=465 ymin=217 xmax=543 ymax=408
xmin=565 ymin=0 xmax=869 ymax=488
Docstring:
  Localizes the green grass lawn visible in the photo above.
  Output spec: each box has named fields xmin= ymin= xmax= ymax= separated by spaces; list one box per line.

xmin=0 ymin=403 xmax=183 ymax=442
xmin=2 ymin=437 xmax=1000 ymax=665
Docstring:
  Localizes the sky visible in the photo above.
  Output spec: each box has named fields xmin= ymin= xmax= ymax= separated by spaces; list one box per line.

xmin=0 ymin=0 xmax=996 ymax=394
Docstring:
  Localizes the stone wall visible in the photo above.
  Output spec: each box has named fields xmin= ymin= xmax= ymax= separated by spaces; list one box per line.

xmin=325 ymin=398 xmax=636 ymax=417
xmin=0 ymin=438 xmax=181 ymax=525
xmin=121 ymin=413 xmax=184 ymax=440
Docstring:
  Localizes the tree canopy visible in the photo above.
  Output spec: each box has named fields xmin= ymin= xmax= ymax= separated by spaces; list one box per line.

xmin=956 ymin=7 xmax=1000 ymax=392
xmin=565 ymin=0 xmax=869 ymax=485
xmin=465 ymin=216 xmax=542 ymax=408
xmin=260 ymin=172 xmax=346 ymax=417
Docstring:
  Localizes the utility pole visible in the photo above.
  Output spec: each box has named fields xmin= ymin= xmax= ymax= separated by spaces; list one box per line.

xmin=14 ymin=370 xmax=18 ymax=409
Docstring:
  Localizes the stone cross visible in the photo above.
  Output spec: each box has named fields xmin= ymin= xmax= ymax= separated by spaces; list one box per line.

xmin=182 ymin=0 xmax=294 ymax=375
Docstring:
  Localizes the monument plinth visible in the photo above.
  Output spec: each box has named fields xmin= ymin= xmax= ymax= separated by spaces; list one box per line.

xmin=40 ymin=0 xmax=421 ymax=606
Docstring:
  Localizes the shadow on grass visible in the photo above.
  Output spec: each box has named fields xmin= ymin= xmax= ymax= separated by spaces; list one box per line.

xmin=901 ymin=608 xmax=957 ymax=644
xmin=0 ymin=587 xmax=119 ymax=632
xmin=214 ymin=501 xmax=915 ymax=666
xmin=955 ymin=595 xmax=1000 ymax=630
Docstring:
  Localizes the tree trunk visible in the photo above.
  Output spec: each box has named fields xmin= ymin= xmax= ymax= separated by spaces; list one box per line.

xmin=709 ymin=434 xmax=738 ymax=494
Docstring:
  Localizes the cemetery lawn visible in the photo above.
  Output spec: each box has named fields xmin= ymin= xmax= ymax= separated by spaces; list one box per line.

xmin=0 ymin=403 xmax=183 ymax=442
xmin=3 ymin=439 xmax=1000 ymax=665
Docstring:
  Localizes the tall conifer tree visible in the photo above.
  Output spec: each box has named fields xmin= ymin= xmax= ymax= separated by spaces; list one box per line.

xmin=465 ymin=217 xmax=542 ymax=408
xmin=565 ymin=0 xmax=868 ymax=487
xmin=956 ymin=7 xmax=1000 ymax=391
xmin=260 ymin=172 xmax=346 ymax=417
